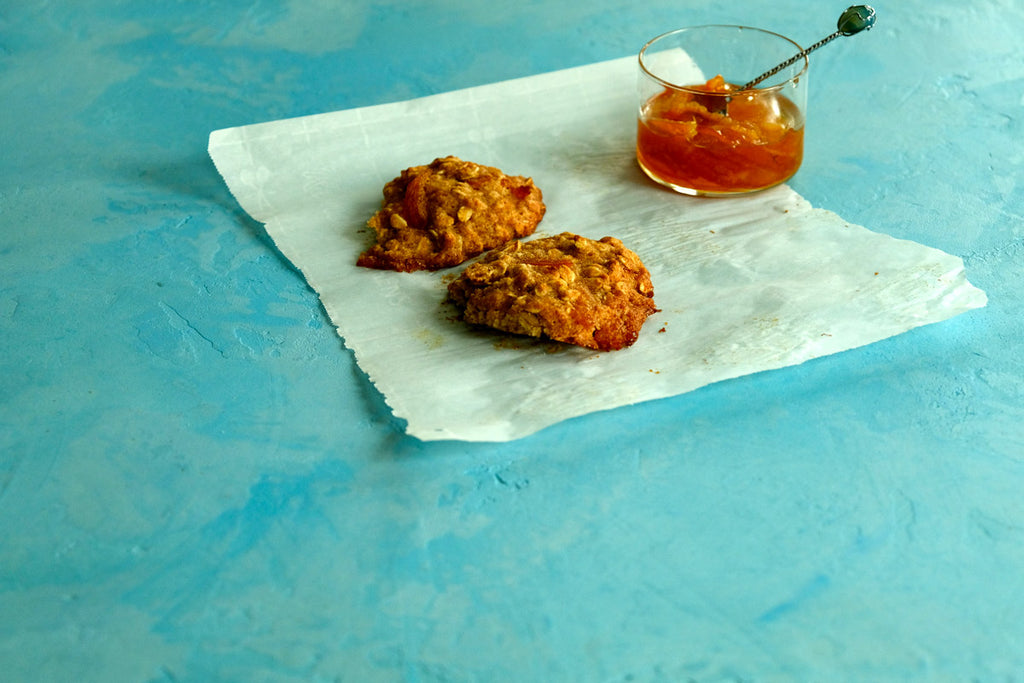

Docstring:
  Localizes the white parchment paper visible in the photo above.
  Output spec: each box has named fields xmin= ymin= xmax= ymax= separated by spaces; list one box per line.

xmin=209 ymin=55 xmax=987 ymax=442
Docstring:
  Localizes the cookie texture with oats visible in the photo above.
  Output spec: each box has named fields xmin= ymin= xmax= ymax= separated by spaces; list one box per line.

xmin=447 ymin=232 xmax=657 ymax=351
xmin=357 ymin=156 xmax=545 ymax=272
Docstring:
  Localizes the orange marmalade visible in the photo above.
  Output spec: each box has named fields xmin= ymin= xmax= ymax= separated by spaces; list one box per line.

xmin=637 ymin=75 xmax=804 ymax=195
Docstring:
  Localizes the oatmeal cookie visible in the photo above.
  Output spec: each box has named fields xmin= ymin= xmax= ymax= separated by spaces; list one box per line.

xmin=447 ymin=232 xmax=657 ymax=351
xmin=357 ymin=156 xmax=545 ymax=272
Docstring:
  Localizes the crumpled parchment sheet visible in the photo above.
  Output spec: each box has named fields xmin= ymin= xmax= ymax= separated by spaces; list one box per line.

xmin=209 ymin=55 xmax=987 ymax=442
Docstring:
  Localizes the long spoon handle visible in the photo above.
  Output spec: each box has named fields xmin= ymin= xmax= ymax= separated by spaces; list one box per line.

xmin=742 ymin=5 xmax=876 ymax=91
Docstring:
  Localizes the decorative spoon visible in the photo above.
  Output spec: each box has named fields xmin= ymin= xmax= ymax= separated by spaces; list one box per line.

xmin=742 ymin=5 xmax=876 ymax=91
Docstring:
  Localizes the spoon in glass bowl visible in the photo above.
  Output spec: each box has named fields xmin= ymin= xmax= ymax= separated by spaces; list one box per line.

xmin=742 ymin=5 xmax=876 ymax=91
xmin=699 ymin=5 xmax=875 ymax=115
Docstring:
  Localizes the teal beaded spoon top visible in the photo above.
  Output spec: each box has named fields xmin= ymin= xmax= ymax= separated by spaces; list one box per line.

xmin=742 ymin=5 xmax=876 ymax=90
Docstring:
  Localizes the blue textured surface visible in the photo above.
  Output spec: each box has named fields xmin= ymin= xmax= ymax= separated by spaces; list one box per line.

xmin=2 ymin=1 xmax=1022 ymax=680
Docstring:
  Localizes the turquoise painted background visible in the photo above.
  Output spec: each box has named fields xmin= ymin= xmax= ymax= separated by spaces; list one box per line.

xmin=2 ymin=1 xmax=1022 ymax=680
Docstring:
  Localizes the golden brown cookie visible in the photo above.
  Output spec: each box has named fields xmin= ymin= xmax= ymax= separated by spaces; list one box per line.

xmin=447 ymin=232 xmax=657 ymax=351
xmin=357 ymin=156 xmax=545 ymax=272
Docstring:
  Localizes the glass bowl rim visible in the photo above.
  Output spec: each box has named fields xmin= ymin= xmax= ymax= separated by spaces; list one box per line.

xmin=638 ymin=24 xmax=808 ymax=94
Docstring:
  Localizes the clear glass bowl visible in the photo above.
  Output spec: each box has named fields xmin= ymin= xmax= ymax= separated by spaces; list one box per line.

xmin=637 ymin=25 xmax=808 ymax=196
